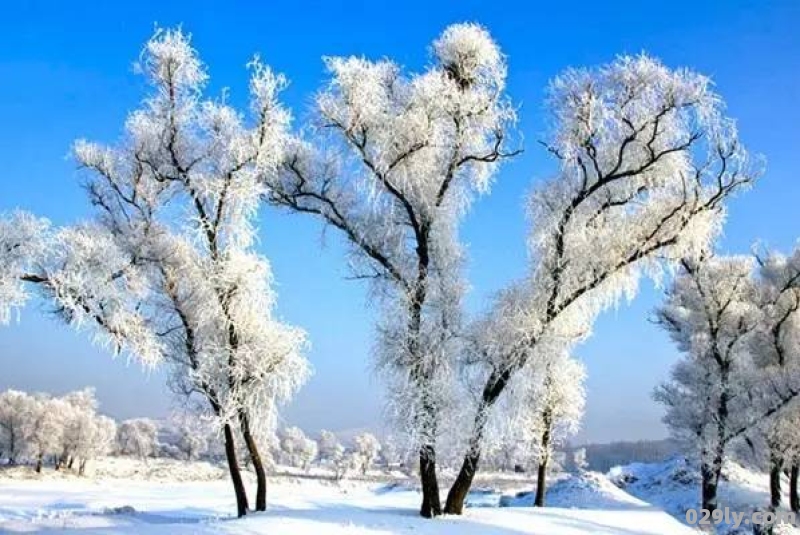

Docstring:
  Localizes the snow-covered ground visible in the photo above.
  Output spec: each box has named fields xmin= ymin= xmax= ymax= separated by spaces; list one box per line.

xmin=610 ymin=456 xmax=800 ymax=534
xmin=0 ymin=457 xmax=694 ymax=534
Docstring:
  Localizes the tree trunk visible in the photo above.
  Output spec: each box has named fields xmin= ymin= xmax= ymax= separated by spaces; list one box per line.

xmin=35 ymin=453 xmax=43 ymax=474
xmin=701 ymin=457 xmax=722 ymax=512
xmin=770 ymin=450 xmax=783 ymax=509
xmin=535 ymin=411 xmax=553 ymax=507
xmin=239 ymin=412 xmax=267 ymax=512
xmin=67 ymin=457 xmax=74 ymax=470
xmin=78 ymin=459 xmax=87 ymax=476
xmin=419 ymin=444 xmax=442 ymax=518
xmin=790 ymin=463 xmax=799 ymax=513
xmin=445 ymin=449 xmax=480 ymax=515
xmin=535 ymin=459 xmax=548 ymax=507
xmin=445 ymin=385 xmax=505 ymax=515
xmin=223 ymin=423 xmax=249 ymax=518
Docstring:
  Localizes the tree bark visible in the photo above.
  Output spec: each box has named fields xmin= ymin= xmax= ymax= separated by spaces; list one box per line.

xmin=535 ymin=459 xmax=548 ymax=507
xmin=790 ymin=463 xmax=799 ymax=513
xmin=444 ymin=373 xmax=509 ymax=515
xmin=239 ymin=412 xmax=267 ymax=512
xmin=770 ymin=451 xmax=783 ymax=509
xmin=445 ymin=448 xmax=480 ymax=515
xmin=419 ymin=444 xmax=442 ymax=518
xmin=223 ymin=423 xmax=249 ymax=518
xmin=701 ymin=456 xmax=723 ymax=512
xmin=534 ymin=416 xmax=552 ymax=508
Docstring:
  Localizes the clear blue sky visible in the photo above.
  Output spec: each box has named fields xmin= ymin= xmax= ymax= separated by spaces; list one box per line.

xmin=0 ymin=0 xmax=798 ymax=443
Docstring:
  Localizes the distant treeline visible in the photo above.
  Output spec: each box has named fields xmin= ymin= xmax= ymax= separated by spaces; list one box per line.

xmin=577 ymin=439 xmax=680 ymax=472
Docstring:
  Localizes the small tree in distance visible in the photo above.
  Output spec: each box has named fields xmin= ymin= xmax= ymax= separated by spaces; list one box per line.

xmin=353 ymin=433 xmax=382 ymax=475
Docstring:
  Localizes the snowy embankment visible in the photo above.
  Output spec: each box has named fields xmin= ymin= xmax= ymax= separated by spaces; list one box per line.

xmin=0 ymin=457 xmax=695 ymax=534
xmin=609 ymin=456 xmax=800 ymax=534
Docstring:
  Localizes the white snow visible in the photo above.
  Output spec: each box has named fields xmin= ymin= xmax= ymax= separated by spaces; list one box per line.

xmin=609 ymin=456 xmax=800 ymax=534
xmin=0 ymin=458 xmax=695 ymax=534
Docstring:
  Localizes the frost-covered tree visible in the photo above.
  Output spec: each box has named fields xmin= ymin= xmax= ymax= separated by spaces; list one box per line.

xmin=523 ymin=356 xmax=585 ymax=507
xmin=749 ymin=246 xmax=800 ymax=508
xmin=318 ymin=429 xmax=347 ymax=477
xmin=279 ymin=426 xmax=309 ymax=468
xmin=171 ymin=413 xmax=210 ymax=461
xmin=55 ymin=388 xmax=116 ymax=475
xmin=444 ymin=54 xmax=756 ymax=515
xmin=117 ymin=418 xmax=159 ymax=460
xmin=75 ymin=415 xmax=116 ymax=475
xmin=0 ymin=212 xmax=50 ymax=325
xmin=299 ymin=437 xmax=318 ymax=471
xmin=0 ymin=389 xmax=34 ymax=465
xmin=380 ymin=438 xmax=401 ymax=469
xmin=482 ymin=354 xmax=585 ymax=505
xmin=353 ymin=432 xmax=382 ymax=475
xmin=267 ymin=23 xmax=518 ymax=516
xmin=654 ymin=255 xmax=763 ymax=512
xmin=0 ymin=29 xmax=310 ymax=516
xmin=26 ymin=395 xmax=65 ymax=472
xmin=318 ymin=430 xmax=342 ymax=464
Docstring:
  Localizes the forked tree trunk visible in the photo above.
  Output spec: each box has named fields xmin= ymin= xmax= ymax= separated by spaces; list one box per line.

xmin=239 ymin=412 xmax=267 ymax=512
xmin=419 ymin=444 xmax=442 ymax=518
xmin=223 ymin=423 xmax=249 ymax=518
xmin=770 ymin=451 xmax=783 ymax=509
xmin=790 ymin=463 xmax=799 ymax=513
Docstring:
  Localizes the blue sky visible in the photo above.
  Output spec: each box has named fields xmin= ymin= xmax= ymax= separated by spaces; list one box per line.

xmin=0 ymin=0 xmax=798 ymax=443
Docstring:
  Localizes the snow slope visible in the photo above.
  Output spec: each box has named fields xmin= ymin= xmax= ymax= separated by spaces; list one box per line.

xmin=0 ymin=460 xmax=694 ymax=534
xmin=609 ymin=456 xmax=800 ymax=534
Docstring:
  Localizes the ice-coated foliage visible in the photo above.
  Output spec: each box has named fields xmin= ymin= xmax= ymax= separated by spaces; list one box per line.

xmin=0 ymin=389 xmax=35 ymax=463
xmin=25 ymin=394 xmax=65 ymax=466
xmin=652 ymin=252 xmax=800 ymax=510
xmin=0 ymin=387 xmax=116 ymax=473
xmin=0 ymin=212 xmax=50 ymax=324
xmin=476 ymin=54 xmax=754 ymax=381
xmin=279 ymin=426 xmax=317 ymax=469
xmin=117 ymin=418 xmax=159 ymax=459
xmin=0 ymin=389 xmax=107 ymax=470
xmin=318 ymin=430 xmax=344 ymax=463
xmin=452 ymin=54 xmax=755 ymax=486
xmin=518 ymin=356 xmax=585 ymax=467
xmin=654 ymin=255 xmax=760 ymax=464
xmin=64 ymin=28 xmax=309 ymax=443
xmin=59 ymin=388 xmax=118 ymax=474
xmin=750 ymin=246 xmax=800 ymax=370
xmin=744 ymin=246 xmax=800 ymax=473
xmin=353 ymin=432 xmax=382 ymax=474
xmin=170 ymin=412 xmax=211 ymax=461
xmin=480 ymin=353 xmax=585 ymax=471
xmin=267 ymin=22 xmax=518 ymax=457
